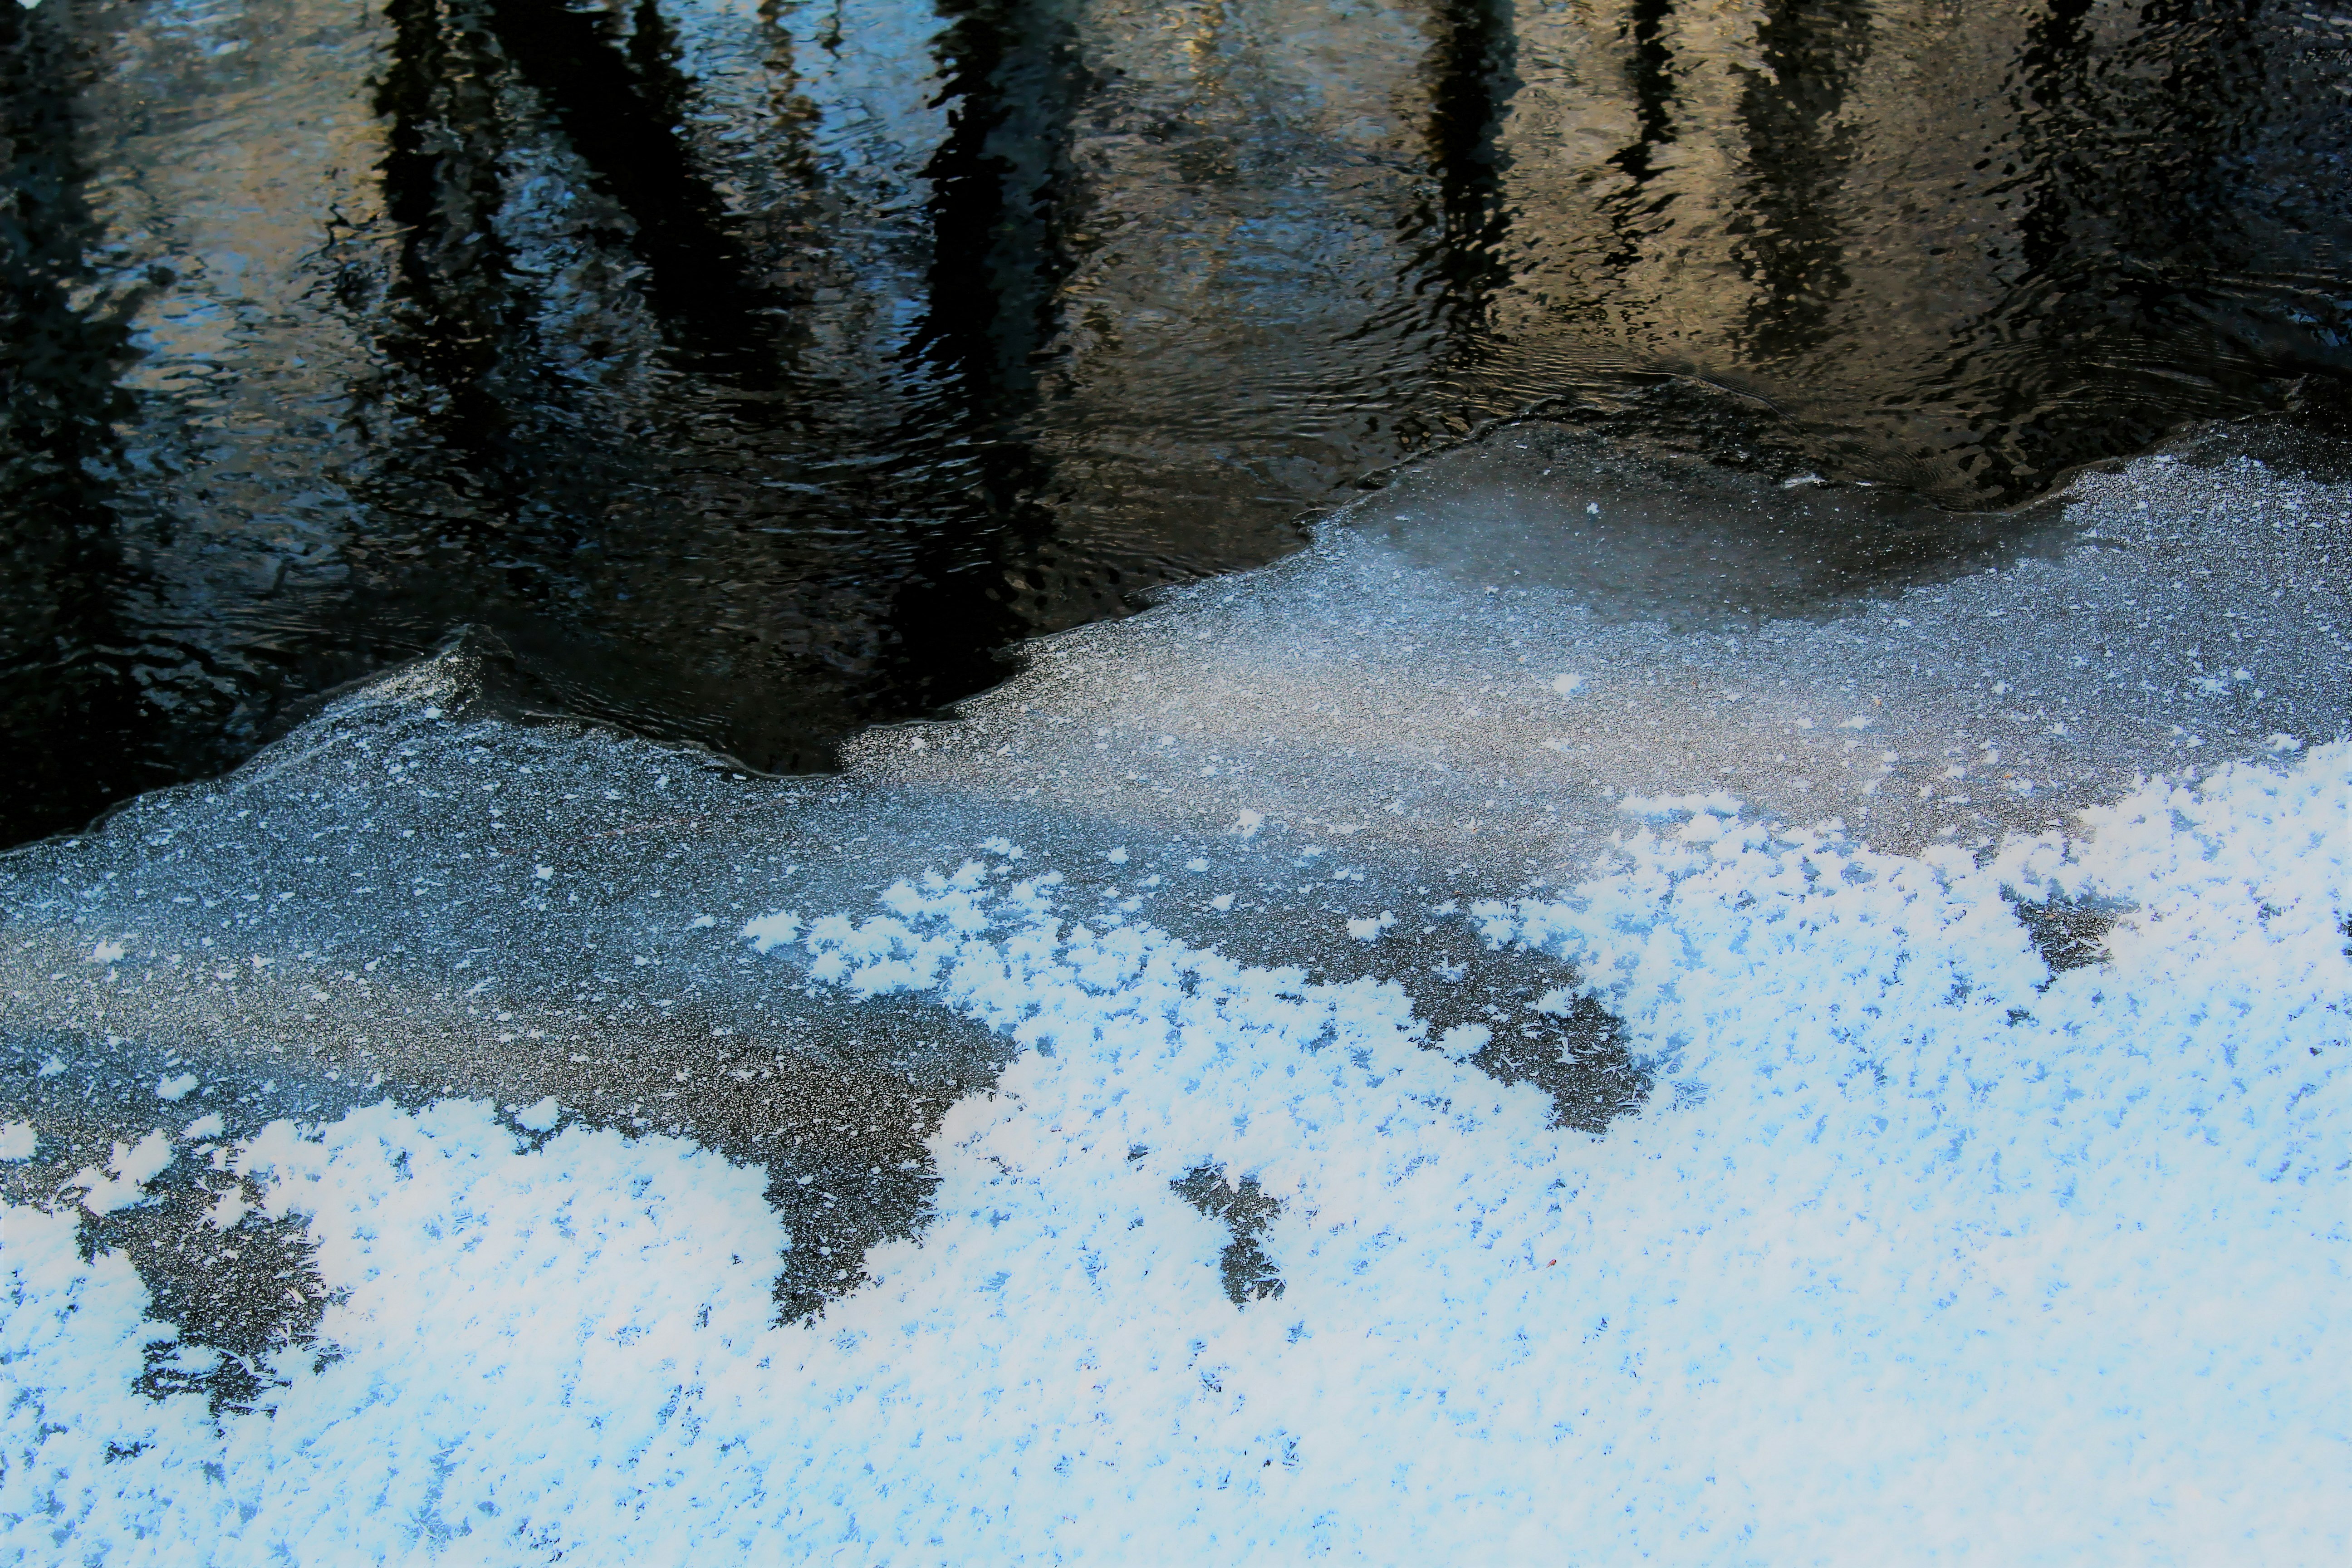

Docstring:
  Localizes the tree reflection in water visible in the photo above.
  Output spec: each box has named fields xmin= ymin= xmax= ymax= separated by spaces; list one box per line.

xmin=1 ymin=0 xmax=2346 ymax=842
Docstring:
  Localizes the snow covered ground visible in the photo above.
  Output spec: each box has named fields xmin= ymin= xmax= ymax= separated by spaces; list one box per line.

xmin=3 ymin=429 xmax=2347 ymax=1562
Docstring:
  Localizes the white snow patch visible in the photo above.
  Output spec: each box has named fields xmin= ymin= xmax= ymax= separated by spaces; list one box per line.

xmin=0 ymin=1123 xmax=34 ymax=1161
xmin=740 ymin=911 xmax=803 ymax=953
xmin=1617 ymin=790 xmax=1743 ymax=822
xmin=4 ymin=747 xmax=2347 ymax=1562
xmin=155 ymin=1073 xmax=198 ymax=1102
xmin=1434 ymin=1022 xmax=1492 ymax=1061
xmin=69 ymin=1132 xmax=175 ymax=1216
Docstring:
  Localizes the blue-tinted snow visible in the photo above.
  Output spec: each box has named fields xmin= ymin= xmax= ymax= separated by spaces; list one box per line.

xmin=3 ymin=430 xmax=2347 ymax=1560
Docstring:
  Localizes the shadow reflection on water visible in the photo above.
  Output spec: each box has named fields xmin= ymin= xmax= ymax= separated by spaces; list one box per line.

xmin=2 ymin=0 xmax=2348 ymax=841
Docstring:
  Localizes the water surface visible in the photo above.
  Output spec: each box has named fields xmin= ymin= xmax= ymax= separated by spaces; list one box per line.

xmin=3 ymin=0 xmax=2348 ymax=840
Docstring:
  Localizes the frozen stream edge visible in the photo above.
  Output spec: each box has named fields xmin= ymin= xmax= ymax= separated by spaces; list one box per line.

xmin=2 ymin=431 xmax=2348 ymax=1562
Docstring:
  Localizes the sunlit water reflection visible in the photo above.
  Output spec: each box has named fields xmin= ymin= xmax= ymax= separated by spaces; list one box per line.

xmin=3 ymin=0 xmax=2348 ymax=840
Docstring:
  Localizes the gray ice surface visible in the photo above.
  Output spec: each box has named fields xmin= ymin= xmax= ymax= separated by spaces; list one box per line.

xmin=4 ymin=422 xmax=2344 ymax=1353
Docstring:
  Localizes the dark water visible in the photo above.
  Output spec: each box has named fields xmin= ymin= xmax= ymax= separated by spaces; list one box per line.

xmin=3 ymin=0 xmax=2349 ymax=843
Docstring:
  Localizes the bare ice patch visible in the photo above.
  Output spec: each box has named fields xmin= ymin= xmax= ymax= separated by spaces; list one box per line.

xmin=3 ymin=744 xmax=2345 ymax=1561
xmin=1 ymin=431 xmax=2347 ymax=1560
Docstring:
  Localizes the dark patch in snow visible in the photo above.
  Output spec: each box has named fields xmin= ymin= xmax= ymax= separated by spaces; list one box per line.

xmin=1403 ymin=918 xmax=1651 ymax=1135
xmin=93 ymin=1188 xmax=329 ymax=1416
xmin=2007 ymin=887 xmax=2131 ymax=977
xmin=1171 ymin=1163 xmax=1285 ymax=1306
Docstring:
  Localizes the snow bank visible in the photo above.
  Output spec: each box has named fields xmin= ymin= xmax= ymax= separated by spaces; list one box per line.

xmin=8 ymin=742 xmax=2345 ymax=1563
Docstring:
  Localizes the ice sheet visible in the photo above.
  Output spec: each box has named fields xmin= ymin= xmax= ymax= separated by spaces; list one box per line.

xmin=2 ymin=429 xmax=2347 ymax=1560
xmin=5 ymin=742 xmax=2346 ymax=1562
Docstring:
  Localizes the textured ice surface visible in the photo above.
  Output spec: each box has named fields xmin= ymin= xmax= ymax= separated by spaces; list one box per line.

xmin=1 ymin=430 xmax=2347 ymax=1560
